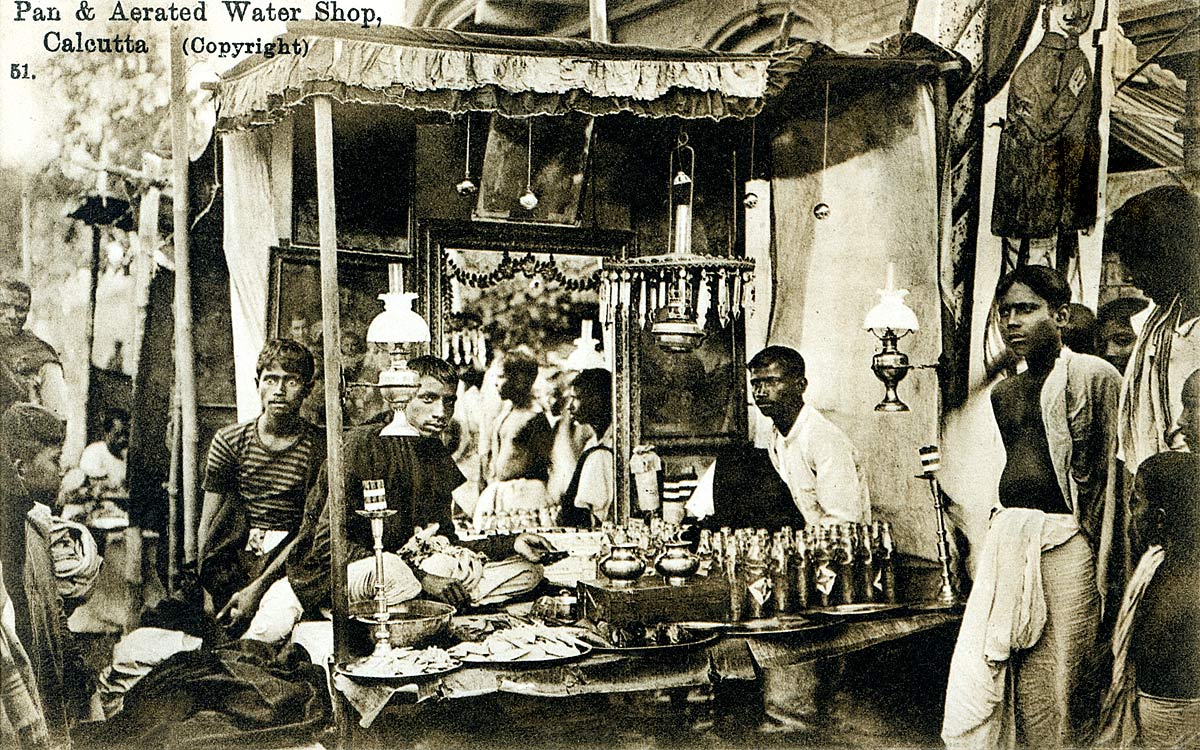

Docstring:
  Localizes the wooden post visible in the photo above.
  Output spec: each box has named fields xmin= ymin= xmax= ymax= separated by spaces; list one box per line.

xmin=170 ymin=25 xmax=200 ymax=566
xmin=82 ymin=224 xmax=100 ymax=442
xmin=313 ymin=95 xmax=351 ymax=749
xmin=589 ymin=0 xmax=609 ymax=42
xmin=166 ymin=399 xmax=182 ymax=593
xmin=20 ymin=173 xmax=32 ymax=282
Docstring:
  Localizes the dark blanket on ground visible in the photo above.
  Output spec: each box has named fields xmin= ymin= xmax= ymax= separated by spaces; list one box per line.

xmin=74 ymin=639 xmax=331 ymax=750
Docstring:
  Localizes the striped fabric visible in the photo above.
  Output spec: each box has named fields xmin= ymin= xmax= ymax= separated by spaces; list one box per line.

xmin=203 ymin=420 xmax=319 ymax=531
xmin=663 ymin=476 xmax=700 ymax=503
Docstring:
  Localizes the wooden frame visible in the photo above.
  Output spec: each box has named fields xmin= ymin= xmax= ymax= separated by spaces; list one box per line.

xmin=267 ymin=245 xmax=411 ymax=341
xmin=474 ymin=114 xmax=594 ymax=226
xmin=417 ymin=220 xmax=637 ymax=520
xmin=631 ymin=319 xmax=747 ymax=451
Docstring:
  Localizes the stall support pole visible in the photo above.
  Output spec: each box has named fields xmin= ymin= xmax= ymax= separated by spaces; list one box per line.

xmin=82 ymin=222 xmax=100 ymax=448
xmin=313 ymin=95 xmax=352 ymax=750
xmin=20 ymin=174 xmax=32 ymax=282
xmin=169 ymin=25 xmax=199 ymax=567
xmin=589 ymin=0 xmax=609 ymax=42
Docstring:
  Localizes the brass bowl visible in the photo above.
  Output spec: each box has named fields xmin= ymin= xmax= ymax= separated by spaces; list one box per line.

xmin=350 ymin=600 xmax=456 ymax=648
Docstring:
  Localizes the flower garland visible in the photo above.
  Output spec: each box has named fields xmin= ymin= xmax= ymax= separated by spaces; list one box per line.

xmin=444 ymin=251 xmax=601 ymax=292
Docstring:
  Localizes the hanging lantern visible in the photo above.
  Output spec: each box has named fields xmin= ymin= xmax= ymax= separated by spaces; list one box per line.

xmin=601 ymin=131 xmax=754 ymax=354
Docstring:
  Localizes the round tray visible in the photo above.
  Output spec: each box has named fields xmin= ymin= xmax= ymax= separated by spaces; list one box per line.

xmin=804 ymin=603 xmax=907 ymax=620
xmin=730 ymin=616 xmax=842 ymax=636
xmin=590 ymin=632 xmax=720 ymax=655
xmin=905 ymin=599 xmax=965 ymax=613
xmin=454 ymin=644 xmax=592 ymax=668
xmin=335 ymin=658 xmax=461 ymax=683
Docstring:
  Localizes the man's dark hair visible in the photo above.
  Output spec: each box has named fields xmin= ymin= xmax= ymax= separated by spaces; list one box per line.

xmin=502 ymin=352 xmax=539 ymax=384
xmin=1097 ymin=296 xmax=1149 ymax=326
xmin=409 ymin=355 xmax=459 ymax=389
xmin=256 ymin=339 xmax=315 ymax=383
xmin=1062 ymin=303 xmax=1097 ymax=355
xmin=996 ymin=264 xmax=1071 ymax=309
xmin=102 ymin=407 xmax=130 ymax=432
xmin=747 ymin=345 xmax=806 ymax=381
xmin=1105 ymin=186 xmax=1200 ymax=301
xmin=2 ymin=402 xmax=65 ymax=462
xmin=572 ymin=368 xmax=611 ymax=405
xmin=459 ymin=366 xmax=485 ymax=390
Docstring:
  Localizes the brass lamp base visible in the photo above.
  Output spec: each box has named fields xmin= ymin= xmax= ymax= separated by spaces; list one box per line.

xmin=871 ymin=331 xmax=912 ymax=412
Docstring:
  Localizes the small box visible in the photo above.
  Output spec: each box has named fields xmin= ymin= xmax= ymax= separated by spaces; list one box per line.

xmin=577 ymin=575 xmax=730 ymax=626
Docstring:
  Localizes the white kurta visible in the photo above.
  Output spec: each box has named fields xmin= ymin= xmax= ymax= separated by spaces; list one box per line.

xmin=765 ymin=405 xmax=870 ymax=526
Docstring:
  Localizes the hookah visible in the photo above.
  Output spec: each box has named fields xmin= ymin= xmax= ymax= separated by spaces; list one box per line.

xmin=915 ymin=446 xmax=962 ymax=609
xmin=356 ymin=478 xmax=398 ymax=658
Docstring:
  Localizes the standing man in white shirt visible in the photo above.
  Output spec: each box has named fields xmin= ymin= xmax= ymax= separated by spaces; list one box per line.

xmin=748 ymin=345 xmax=870 ymax=527
xmin=740 ymin=345 xmax=871 ymax=739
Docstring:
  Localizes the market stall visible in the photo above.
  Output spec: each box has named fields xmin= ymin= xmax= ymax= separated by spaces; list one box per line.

xmin=209 ymin=20 xmax=967 ymax=744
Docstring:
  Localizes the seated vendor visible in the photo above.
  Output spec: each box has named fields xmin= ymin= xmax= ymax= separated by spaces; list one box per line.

xmin=242 ymin=356 xmax=560 ymax=646
xmin=196 ymin=339 xmax=325 ymax=628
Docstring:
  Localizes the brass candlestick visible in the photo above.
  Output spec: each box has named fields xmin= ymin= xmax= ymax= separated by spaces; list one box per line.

xmin=916 ymin=446 xmax=961 ymax=609
xmin=356 ymin=479 xmax=397 ymax=657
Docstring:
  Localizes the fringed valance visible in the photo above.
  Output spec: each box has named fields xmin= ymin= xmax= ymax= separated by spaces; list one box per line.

xmin=216 ymin=23 xmax=789 ymax=129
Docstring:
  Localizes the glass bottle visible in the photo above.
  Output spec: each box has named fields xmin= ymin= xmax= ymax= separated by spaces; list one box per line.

xmin=725 ymin=535 xmax=745 ymax=621
xmin=770 ymin=531 xmax=792 ymax=614
xmin=811 ymin=528 xmax=834 ymax=608
xmin=873 ymin=521 xmax=896 ymax=603
xmin=834 ymin=526 xmax=855 ymax=604
xmin=792 ymin=530 xmax=810 ymax=610
xmin=743 ymin=533 xmax=772 ymax=618
xmin=856 ymin=523 xmax=875 ymax=603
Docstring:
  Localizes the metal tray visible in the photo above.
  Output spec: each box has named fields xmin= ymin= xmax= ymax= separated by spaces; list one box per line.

xmin=803 ymin=603 xmax=907 ymax=620
xmin=454 ymin=644 xmax=592 ymax=668
xmin=335 ymin=658 xmax=461 ymax=683
xmin=590 ymin=631 xmax=720 ymax=655
xmin=727 ymin=616 xmax=843 ymax=636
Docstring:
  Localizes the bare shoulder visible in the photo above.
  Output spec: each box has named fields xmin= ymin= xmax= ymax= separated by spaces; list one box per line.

xmin=991 ymin=372 xmax=1023 ymax=401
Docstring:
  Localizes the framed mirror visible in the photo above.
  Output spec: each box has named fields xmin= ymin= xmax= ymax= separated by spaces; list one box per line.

xmin=419 ymin=221 xmax=634 ymax=524
xmin=633 ymin=321 xmax=746 ymax=449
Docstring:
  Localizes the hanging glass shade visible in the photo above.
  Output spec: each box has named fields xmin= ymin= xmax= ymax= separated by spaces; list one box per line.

xmin=600 ymin=132 xmax=754 ymax=353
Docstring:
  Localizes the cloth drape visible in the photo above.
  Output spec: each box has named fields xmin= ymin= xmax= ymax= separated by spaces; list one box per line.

xmin=221 ymin=130 xmax=277 ymax=421
xmin=941 ymin=508 xmax=1079 ymax=749
xmin=46 ymin=519 xmax=101 ymax=601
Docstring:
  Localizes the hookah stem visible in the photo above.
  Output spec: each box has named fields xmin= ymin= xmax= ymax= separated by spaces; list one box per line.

xmin=372 ymin=516 xmax=387 ymax=616
xmin=926 ymin=474 xmax=956 ymax=591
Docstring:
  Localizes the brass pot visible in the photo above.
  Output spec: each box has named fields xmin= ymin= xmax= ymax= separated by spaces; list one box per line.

xmin=655 ymin=541 xmax=699 ymax=586
xmin=600 ymin=544 xmax=646 ymax=587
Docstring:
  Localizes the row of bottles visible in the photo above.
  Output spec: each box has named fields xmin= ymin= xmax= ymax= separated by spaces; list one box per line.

xmin=702 ymin=522 xmax=896 ymax=620
xmin=473 ymin=507 xmax=557 ymax=532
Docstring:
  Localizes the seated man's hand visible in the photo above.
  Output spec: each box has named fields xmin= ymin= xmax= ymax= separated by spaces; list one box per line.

xmin=513 ymin=533 xmax=562 ymax=564
xmin=218 ymin=582 xmax=265 ymax=627
xmin=420 ymin=572 xmax=469 ymax=608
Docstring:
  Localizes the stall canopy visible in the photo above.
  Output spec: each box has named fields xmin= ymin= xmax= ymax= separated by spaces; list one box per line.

xmin=215 ymin=22 xmax=807 ymax=128
xmin=215 ymin=24 xmax=964 ymax=130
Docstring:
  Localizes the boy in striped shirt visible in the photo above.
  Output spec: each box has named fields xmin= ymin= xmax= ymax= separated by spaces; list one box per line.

xmin=197 ymin=339 xmax=324 ymax=631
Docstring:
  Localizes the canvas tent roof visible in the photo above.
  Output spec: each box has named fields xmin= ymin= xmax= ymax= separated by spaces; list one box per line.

xmin=1111 ymin=81 xmax=1184 ymax=167
xmin=215 ymin=23 xmax=963 ymax=130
